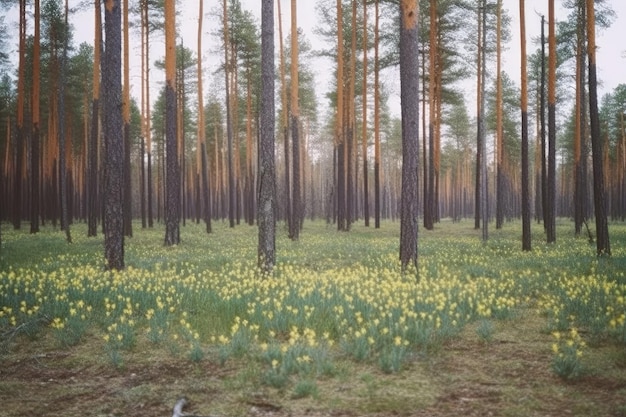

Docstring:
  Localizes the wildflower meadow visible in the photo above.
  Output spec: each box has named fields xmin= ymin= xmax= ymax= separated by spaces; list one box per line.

xmin=1 ymin=220 xmax=625 ymax=416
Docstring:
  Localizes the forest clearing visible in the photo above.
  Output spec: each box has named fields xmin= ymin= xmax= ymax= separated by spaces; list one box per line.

xmin=1 ymin=220 xmax=625 ymax=416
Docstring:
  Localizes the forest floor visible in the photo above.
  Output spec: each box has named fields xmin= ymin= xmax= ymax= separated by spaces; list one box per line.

xmin=2 ymin=311 xmax=625 ymax=417
xmin=1 ymin=220 xmax=626 ymax=416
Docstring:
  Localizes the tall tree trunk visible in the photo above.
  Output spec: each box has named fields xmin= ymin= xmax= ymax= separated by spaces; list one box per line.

xmin=399 ymin=0 xmax=420 ymax=272
xmin=474 ymin=1 xmax=482 ymax=230
xmin=422 ymin=48 xmax=428 ymax=227
xmin=586 ymin=0 xmax=610 ymax=256
xmin=362 ymin=0 xmax=369 ymax=227
xmin=140 ymin=137 xmax=146 ymax=227
xmin=373 ymin=0 xmax=381 ymax=229
xmin=197 ymin=0 xmax=211 ymax=233
xmin=534 ymin=77 xmax=543 ymax=223
xmin=14 ymin=0 xmax=26 ymax=230
xmin=223 ymin=0 xmax=235 ymax=228
xmin=31 ymin=0 xmax=41 ymax=234
xmin=574 ymin=2 xmax=587 ymax=235
xmin=59 ymin=0 xmax=72 ymax=243
xmin=178 ymin=44 xmax=187 ymax=228
xmin=88 ymin=0 xmax=102 ymax=237
xmin=139 ymin=0 xmax=146 ymax=228
xmin=276 ymin=0 xmax=291 ymax=233
xmin=104 ymin=0 xmax=124 ymax=269
xmin=258 ymin=0 xmax=276 ymax=273
xmin=425 ymin=0 xmax=436 ymax=231
xmin=164 ymin=0 xmax=180 ymax=245
xmin=480 ymin=1 xmax=488 ymax=242
xmin=539 ymin=15 xmax=549 ymax=230
xmin=122 ymin=0 xmax=132 ymax=237
xmin=520 ymin=0 xmax=531 ymax=251
xmin=495 ymin=0 xmax=504 ymax=230
xmin=346 ymin=0 xmax=357 ymax=231
xmin=143 ymin=0 xmax=154 ymax=228
xmin=336 ymin=0 xmax=346 ymax=231
xmin=290 ymin=0 xmax=301 ymax=240
xmin=434 ymin=29 xmax=443 ymax=224
xmin=245 ymin=70 xmax=254 ymax=226
xmin=546 ymin=0 xmax=556 ymax=243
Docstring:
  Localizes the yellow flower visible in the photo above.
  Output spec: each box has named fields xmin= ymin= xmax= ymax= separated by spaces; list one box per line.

xmin=297 ymin=355 xmax=311 ymax=363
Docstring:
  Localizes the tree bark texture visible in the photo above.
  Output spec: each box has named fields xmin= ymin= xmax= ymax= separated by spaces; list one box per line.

xmin=164 ymin=0 xmax=180 ymax=246
xmin=30 ymin=0 xmax=41 ymax=234
xmin=104 ymin=0 xmax=125 ymax=269
xmin=520 ymin=0 xmax=531 ymax=251
xmin=586 ymin=0 xmax=610 ymax=256
xmin=290 ymin=0 xmax=301 ymax=240
xmin=258 ymin=0 xmax=276 ymax=273
xmin=546 ymin=0 xmax=556 ymax=243
xmin=399 ymin=0 xmax=419 ymax=272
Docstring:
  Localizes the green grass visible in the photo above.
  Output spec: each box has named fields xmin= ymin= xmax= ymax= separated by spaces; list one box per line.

xmin=0 ymin=219 xmax=625 ymax=416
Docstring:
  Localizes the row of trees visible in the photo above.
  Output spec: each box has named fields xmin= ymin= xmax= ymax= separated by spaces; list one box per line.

xmin=0 ymin=0 xmax=623 ymax=269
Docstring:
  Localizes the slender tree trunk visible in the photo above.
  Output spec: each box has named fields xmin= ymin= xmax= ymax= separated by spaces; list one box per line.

xmin=104 ymin=0 xmax=124 ymax=269
xmin=245 ymin=70 xmax=254 ymax=226
xmin=540 ymin=15 xmax=547 ymax=229
xmin=346 ymin=0 xmax=357 ymax=231
xmin=399 ymin=0 xmax=420 ymax=272
xmin=574 ymin=2 xmax=587 ymax=235
xmin=422 ymin=48 xmax=427 ymax=227
xmin=31 ymin=0 xmax=41 ymax=234
xmin=122 ymin=0 xmax=132 ymax=237
xmin=474 ymin=2 xmax=482 ymax=230
xmin=495 ymin=0 xmax=504 ymax=230
xmin=520 ymin=0 xmax=531 ymax=251
xmin=336 ymin=0 xmax=346 ymax=231
xmin=425 ymin=0 xmax=436 ymax=231
xmin=223 ymin=0 xmax=235 ymax=228
xmin=14 ymin=0 xmax=26 ymax=231
xmin=362 ymin=0 xmax=369 ymax=227
xmin=586 ymin=0 xmax=610 ymax=256
xmin=434 ymin=30 xmax=443 ymax=224
xmin=374 ymin=0 xmax=381 ymax=229
xmin=59 ymin=0 xmax=72 ymax=243
xmin=176 ymin=46 xmax=185 ymax=227
xmin=140 ymin=137 xmax=146 ymax=227
xmin=146 ymin=0 xmax=153 ymax=228
xmin=534 ymin=78 xmax=543 ymax=223
xmin=258 ymin=0 xmax=276 ymax=273
xmin=164 ymin=0 xmax=180 ymax=245
xmin=276 ymin=0 xmax=291 ymax=232
xmin=88 ymin=0 xmax=102 ymax=237
xmin=546 ymin=0 xmax=556 ymax=243
xmin=290 ymin=0 xmax=301 ymax=240
xmin=480 ymin=1 xmax=488 ymax=242
xmin=197 ymin=0 xmax=211 ymax=233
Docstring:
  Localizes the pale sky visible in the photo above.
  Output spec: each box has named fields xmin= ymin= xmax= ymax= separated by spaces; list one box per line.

xmin=4 ymin=0 xmax=625 ymax=120
xmin=233 ymin=0 xmax=626 ymax=118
